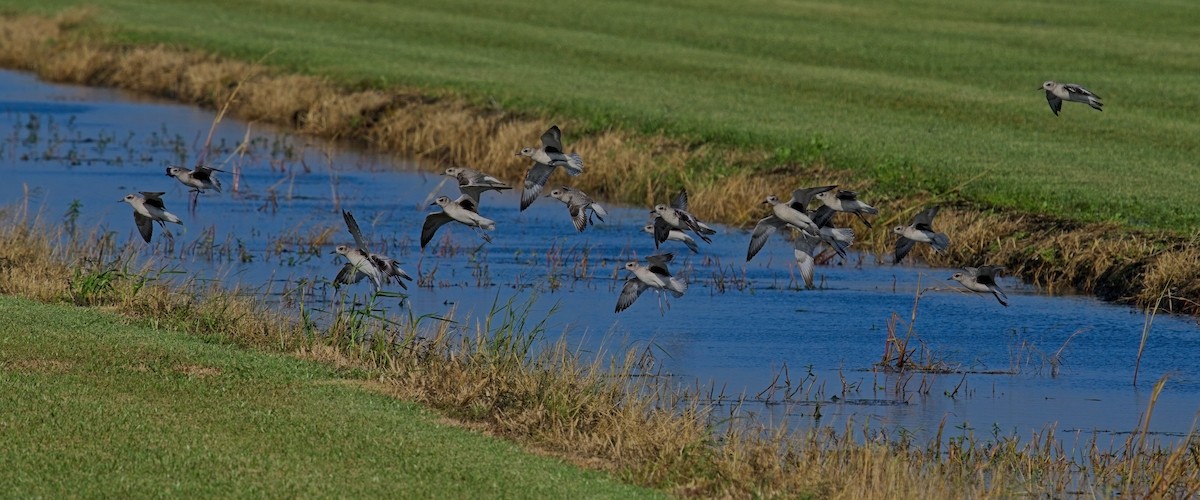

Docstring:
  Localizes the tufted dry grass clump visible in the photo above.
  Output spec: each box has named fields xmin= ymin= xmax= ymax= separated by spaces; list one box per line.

xmin=3 ymin=10 xmax=1200 ymax=316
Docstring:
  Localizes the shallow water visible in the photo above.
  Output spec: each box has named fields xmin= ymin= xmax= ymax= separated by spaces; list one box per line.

xmin=2 ymin=69 xmax=1198 ymax=446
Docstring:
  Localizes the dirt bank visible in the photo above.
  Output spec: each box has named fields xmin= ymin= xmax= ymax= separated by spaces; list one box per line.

xmin=3 ymin=11 xmax=1197 ymax=316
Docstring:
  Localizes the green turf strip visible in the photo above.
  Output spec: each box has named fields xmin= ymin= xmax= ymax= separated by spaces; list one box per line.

xmin=4 ymin=0 xmax=1199 ymax=230
xmin=0 ymin=296 xmax=658 ymax=498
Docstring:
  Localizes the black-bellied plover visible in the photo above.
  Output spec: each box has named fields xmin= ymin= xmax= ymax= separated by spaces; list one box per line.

xmin=120 ymin=192 xmax=182 ymax=243
xmin=893 ymin=206 xmax=950 ymax=264
xmin=546 ymin=186 xmax=607 ymax=232
xmin=949 ymin=265 xmax=1008 ymax=307
xmin=421 ymin=196 xmax=496 ymax=249
xmin=332 ymin=210 xmax=413 ymax=291
xmin=1040 ymin=81 xmax=1103 ymax=116
xmin=165 ymin=165 xmax=223 ymax=193
xmin=615 ymin=253 xmax=687 ymax=313
xmin=516 ymin=125 xmax=584 ymax=210
xmin=652 ymin=189 xmax=715 ymax=247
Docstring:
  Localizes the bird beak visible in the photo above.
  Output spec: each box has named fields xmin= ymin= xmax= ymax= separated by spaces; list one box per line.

xmin=946 ymin=277 xmax=954 ymax=280
xmin=1035 ymin=87 xmax=1043 ymax=91
xmin=329 ymin=250 xmax=337 ymax=255
xmin=513 ymin=152 xmax=522 ymax=157
xmin=429 ymin=202 xmax=438 ymax=206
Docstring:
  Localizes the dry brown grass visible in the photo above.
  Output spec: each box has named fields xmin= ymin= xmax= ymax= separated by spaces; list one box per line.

xmin=5 ymin=9 xmax=1200 ymax=316
xmin=4 ymin=206 xmax=1200 ymax=498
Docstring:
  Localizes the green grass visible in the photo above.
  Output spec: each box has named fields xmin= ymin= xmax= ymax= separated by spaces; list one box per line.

xmin=0 ymin=295 xmax=657 ymax=498
xmin=5 ymin=0 xmax=1200 ymax=230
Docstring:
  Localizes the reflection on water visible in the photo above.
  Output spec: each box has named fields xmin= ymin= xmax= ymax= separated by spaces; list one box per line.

xmin=2 ymin=69 xmax=1198 ymax=445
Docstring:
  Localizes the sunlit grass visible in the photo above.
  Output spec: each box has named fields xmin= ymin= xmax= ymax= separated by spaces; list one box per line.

xmin=4 ymin=0 xmax=1200 ymax=230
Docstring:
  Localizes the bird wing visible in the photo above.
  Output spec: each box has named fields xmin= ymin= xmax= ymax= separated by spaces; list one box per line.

xmin=455 ymin=194 xmax=479 ymax=213
xmin=975 ymin=265 xmax=1004 ymax=286
xmin=541 ymin=125 xmax=564 ymax=154
xmin=792 ymin=233 xmax=820 ymax=288
xmin=671 ymin=189 xmax=689 ymax=211
xmin=894 ymin=236 xmax=916 ymax=264
xmin=1045 ymin=91 xmax=1063 ymax=116
xmin=835 ymin=190 xmax=859 ymax=201
xmin=342 ymin=210 xmax=369 ymax=250
xmin=458 ymin=185 xmax=495 ymax=204
xmin=133 ymin=212 xmax=153 ymax=243
xmin=568 ymin=203 xmax=588 ymax=232
xmin=615 ymin=278 xmax=649 ymax=313
xmin=139 ymin=192 xmax=167 ymax=210
xmin=420 ymin=212 xmax=454 ymax=249
xmin=646 ymin=253 xmax=674 ymax=275
xmin=789 ymin=185 xmax=836 ymax=211
xmin=811 ymin=205 xmax=837 ymax=228
xmin=652 ymin=216 xmax=671 ymax=248
xmin=334 ymin=263 xmax=367 ymax=286
xmin=747 ymin=215 xmax=786 ymax=262
xmin=1062 ymin=83 xmax=1099 ymax=99
xmin=912 ymin=206 xmax=940 ymax=231
xmin=370 ymin=254 xmax=412 ymax=289
xmin=520 ymin=162 xmax=555 ymax=211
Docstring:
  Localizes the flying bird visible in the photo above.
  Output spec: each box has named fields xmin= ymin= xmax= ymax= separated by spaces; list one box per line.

xmin=546 ymin=186 xmax=607 ymax=232
xmin=119 ymin=192 xmax=182 ymax=243
xmin=615 ymin=253 xmax=688 ymax=313
xmin=516 ymin=125 xmax=584 ymax=210
xmin=1040 ymin=81 xmax=1103 ymax=116
xmin=165 ymin=165 xmax=223 ymax=193
xmin=443 ymin=166 xmax=511 ymax=202
xmin=814 ymin=189 xmax=878 ymax=227
xmin=642 ymin=223 xmax=698 ymax=253
xmin=746 ymin=195 xmax=819 ymax=262
xmin=949 ymin=265 xmax=1009 ymax=307
xmin=421 ymin=195 xmax=496 ymax=249
xmin=893 ymin=206 xmax=950 ymax=264
xmin=332 ymin=210 xmax=413 ymax=292
xmin=651 ymin=189 xmax=716 ymax=248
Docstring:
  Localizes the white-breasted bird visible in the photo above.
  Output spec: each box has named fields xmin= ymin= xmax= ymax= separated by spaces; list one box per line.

xmin=165 ymin=165 xmax=223 ymax=193
xmin=516 ymin=125 xmax=584 ymax=210
xmin=746 ymin=195 xmax=819 ymax=262
xmin=332 ymin=210 xmax=413 ymax=291
xmin=651 ymin=189 xmax=716 ymax=247
xmin=546 ymin=186 xmax=607 ymax=232
xmin=615 ymin=253 xmax=687 ymax=313
xmin=791 ymin=232 xmax=823 ymax=289
xmin=949 ymin=265 xmax=1008 ymax=307
xmin=443 ymin=166 xmax=511 ymax=202
xmin=642 ymin=223 xmax=698 ymax=253
xmin=421 ymin=195 xmax=496 ymax=249
xmin=120 ymin=192 xmax=183 ymax=243
xmin=1040 ymin=81 xmax=1103 ymax=116
xmin=814 ymin=189 xmax=878 ymax=227
xmin=893 ymin=206 xmax=950 ymax=264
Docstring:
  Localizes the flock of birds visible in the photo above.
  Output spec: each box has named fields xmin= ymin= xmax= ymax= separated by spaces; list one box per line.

xmin=119 ymin=80 xmax=1105 ymax=312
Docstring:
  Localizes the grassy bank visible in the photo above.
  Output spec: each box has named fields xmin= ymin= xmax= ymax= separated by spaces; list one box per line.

xmin=3 ymin=212 xmax=1200 ymax=497
xmin=0 ymin=295 xmax=658 ymax=497
xmin=4 ymin=0 xmax=1200 ymax=230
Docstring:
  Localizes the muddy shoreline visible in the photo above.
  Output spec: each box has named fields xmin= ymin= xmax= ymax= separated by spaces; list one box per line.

xmin=2 ymin=11 xmax=1197 ymax=316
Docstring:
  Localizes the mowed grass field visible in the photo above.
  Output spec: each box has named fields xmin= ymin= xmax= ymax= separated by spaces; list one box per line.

xmin=0 ymin=296 xmax=657 ymax=497
xmin=4 ymin=0 xmax=1200 ymax=229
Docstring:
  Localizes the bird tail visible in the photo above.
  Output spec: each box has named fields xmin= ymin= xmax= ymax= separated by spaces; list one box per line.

xmin=696 ymin=222 xmax=717 ymax=235
xmin=667 ymin=277 xmax=688 ymax=297
xmin=828 ymin=227 xmax=854 ymax=244
xmin=590 ymin=203 xmax=608 ymax=221
xmin=162 ymin=211 xmax=183 ymax=225
xmin=859 ymin=204 xmax=878 ymax=215
xmin=564 ymin=153 xmax=584 ymax=176
xmin=930 ymin=232 xmax=950 ymax=253
xmin=478 ymin=217 xmax=497 ymax=231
